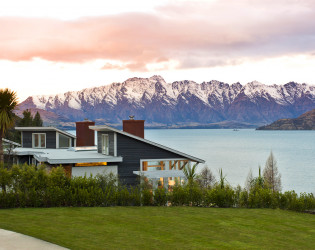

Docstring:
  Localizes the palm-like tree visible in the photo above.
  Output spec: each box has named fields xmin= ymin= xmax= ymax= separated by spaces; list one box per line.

xmin=183 ymin=163 xmax=198 ymax=183
xmin=0 ymin=88 xmax=18 ymax=164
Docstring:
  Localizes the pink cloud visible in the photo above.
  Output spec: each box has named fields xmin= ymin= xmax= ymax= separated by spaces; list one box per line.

xmin=1 ymin=0 xmax=315 ymax=71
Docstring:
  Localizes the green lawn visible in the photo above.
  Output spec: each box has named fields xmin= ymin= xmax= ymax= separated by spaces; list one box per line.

xmin=0 ymin=207 xmax=315 ymax=249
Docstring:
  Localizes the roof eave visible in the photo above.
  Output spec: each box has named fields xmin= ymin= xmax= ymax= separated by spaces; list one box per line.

xmin=89 ymin=125 xmax=205 ymax=163
xmin=45 ymin=157 xmax=123 ymax=164
xmin=15 ymin=127 xmax=76 ymax=139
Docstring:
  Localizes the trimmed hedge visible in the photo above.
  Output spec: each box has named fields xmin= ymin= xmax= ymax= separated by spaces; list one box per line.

xmin=0 ymin=164 xmax=315 ymax=212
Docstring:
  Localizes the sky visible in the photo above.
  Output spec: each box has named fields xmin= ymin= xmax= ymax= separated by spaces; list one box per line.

xmin=1 ymin=0 xmax=315 ymax=102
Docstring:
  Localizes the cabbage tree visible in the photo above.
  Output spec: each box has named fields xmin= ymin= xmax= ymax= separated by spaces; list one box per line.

xmin=0 ymin=88 xmax=18 ymax=164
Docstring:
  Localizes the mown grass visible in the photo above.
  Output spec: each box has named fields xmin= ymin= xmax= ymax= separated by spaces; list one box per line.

xmin=0 ymin=207 xmax=315 ymax=249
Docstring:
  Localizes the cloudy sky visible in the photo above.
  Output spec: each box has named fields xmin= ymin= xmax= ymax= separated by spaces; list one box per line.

xmin=1 ymin=0 xmax=315 ymax=102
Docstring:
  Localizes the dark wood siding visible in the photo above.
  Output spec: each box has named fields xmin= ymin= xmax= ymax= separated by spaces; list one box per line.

xmin=116 ymin=133 xmax=184 ymax=186
xmin=22 ymin=131 xmax=57 ymax=148
xmin=97 ymin=131 xmax=115 ymax=155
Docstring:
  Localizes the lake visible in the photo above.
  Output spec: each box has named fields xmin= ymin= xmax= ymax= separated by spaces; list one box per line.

xmin=145 ymin=129 xmax=315 ymax=194
xmin=69 ymin=129 xmax=315 ymax=194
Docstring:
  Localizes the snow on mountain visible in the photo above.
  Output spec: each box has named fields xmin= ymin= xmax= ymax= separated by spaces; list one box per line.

xmin=19 ymin=76 xmax=315 ymax=125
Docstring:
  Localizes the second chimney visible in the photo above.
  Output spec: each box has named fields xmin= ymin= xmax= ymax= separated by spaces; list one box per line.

xmin=123 ymin=116 xmax=145 ymax=138
xmin=76 ymin=120 xmax=95 ymax=146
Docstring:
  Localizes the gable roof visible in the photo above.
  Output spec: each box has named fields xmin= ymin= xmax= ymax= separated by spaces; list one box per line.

xmin=89 ymin=125 xmax=205 ymax=163
xmin=15 ymin=127 xmax=76 ymax=139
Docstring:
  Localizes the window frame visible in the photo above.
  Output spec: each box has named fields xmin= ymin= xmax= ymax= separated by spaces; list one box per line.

xmin=58 ymin=133 xmax=71 ymax=148
xmin=102 ymin=134 xmax=109 ymax=155
xmin=32 ymin=133 xmax=46 ymax=148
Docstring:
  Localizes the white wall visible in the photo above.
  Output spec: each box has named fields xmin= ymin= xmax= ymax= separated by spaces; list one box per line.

xmin=72 ymin=165 xmax=118 ymax=178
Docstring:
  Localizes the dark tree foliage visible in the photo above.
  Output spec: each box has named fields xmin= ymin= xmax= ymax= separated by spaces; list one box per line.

xmin=19 ymin=109 xmax=43 ymax=127
xmin=5 ymin=114 xmax=21 ymax=143
xmin=19 ymin=109 xmax=33 ymax=127
xmin=33 ymin=111 xmax=43 ymax=126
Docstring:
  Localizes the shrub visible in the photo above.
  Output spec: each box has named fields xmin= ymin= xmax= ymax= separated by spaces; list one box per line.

xmin=169 ymin=183 xmax=188 ymax=206
xmin=187 ymin=183 xmax=203 ymax=206
xmin=154 ymin=187 xmax=168 ymax=206
xmin=1 ymin=163 xmax=315 ymax=212
xmin=205 ymin=184 xmax=235 ymax=208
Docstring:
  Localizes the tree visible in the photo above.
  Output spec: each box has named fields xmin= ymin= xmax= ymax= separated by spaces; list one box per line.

xmin=245 ymin=168 xmax=254 ymax=191
xmin=0 ymin=88 xmax=18 ymax=164
xmin=33 ymin=111 xmax=43 ymax=126
xmin=19 ymin=109 xmax=33 ymax=127
xmin=263 ymin=151 xmax=282 ymax=192
xmin=19 ymin=109 xmax=43 ymax=127
xmin=183 ymin=163 xmax=198 ymax=184
xmin=219 ymin=168 xmax=227 ymax=189
xmin=197 ymin=166 xmax=216 ymax=188
xmin=5 ymin=113 xmax=21 ymax=143
xmin=252 ymin=166 xmax=265 ymax=189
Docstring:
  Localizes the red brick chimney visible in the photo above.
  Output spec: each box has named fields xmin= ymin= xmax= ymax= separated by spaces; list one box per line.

xmin=76 ymin=120 xmax=95 ymax=146
xmin=123 ymin=116 xmax=145 ymax=138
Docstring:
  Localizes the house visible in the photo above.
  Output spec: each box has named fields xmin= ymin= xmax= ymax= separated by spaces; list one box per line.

xmin=14 ymin=118 xmax=205 ymax=187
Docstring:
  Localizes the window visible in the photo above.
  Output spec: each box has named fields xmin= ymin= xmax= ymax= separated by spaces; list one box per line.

xmin=141 ymin=160 xmax=190 ymax=188
xmin=59 ymin=133 xmax=71 ymax=148
xmin=102 ymin=134 xmax=109 ymax=155
xmin=32 ymin=133 xmax=46 ymax=148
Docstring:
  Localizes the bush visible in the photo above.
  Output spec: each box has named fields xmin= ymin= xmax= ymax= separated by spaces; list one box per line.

xmin=169 ymin=183 xmax=188 ymax=206
xmin=205 ymin=184 xmax=235 ymax=208
xmin=1 ymin=163 xmax=315 ymax=212
xmin=154 ymin=187 xmax=168 ymax=206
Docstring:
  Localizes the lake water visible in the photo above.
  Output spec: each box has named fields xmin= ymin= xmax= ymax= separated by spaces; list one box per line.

xmin=145 ymin=129 xmax=315 ymax=194
xmin=69 ymin=129 xmax=315 ymax=194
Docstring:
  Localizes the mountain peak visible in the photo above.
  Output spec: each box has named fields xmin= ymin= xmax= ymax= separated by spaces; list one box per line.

xmin=246 ymin=81 xmax=264 ymax=87
xmin=17 ymin=76 xmax=315 ymax=126
xmin=149 ymin=75 xmax=166 ymax=82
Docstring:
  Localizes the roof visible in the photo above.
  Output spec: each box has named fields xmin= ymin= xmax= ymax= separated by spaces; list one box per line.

xmin=14 ymin=147 xmax=122 ymax=164
xmin=89 ymin=125 xmax=205 ymax=163
xmin=15 ymin=127 xmax=76 ymax=139
xmin=2 ymin=138 xmax=21 ymax=147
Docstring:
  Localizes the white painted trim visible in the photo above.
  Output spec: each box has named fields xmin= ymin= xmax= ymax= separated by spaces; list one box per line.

xmin=56 ymin=132 xmax=59 ymax=149
xmin=133 ymin=170 xmax=186 ymax=178
xmin=114 ymin=132 xmax=117 ymax=156
xmin=101 ymin=134 xmax=109 ymax=155
xmin=33 ymin=154 xmax=123 ymax=164
xmin=15 ymin=127 xmax=76 ymax=139
xmin=2 ymin=138 xmax=21 ymax=147
xmin=32 ymin=133 xmax=46 ymax=148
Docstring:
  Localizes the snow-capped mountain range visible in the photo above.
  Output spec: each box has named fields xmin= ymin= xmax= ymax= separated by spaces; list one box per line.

xmin=18 ymin=75 xmax=315 ymax=127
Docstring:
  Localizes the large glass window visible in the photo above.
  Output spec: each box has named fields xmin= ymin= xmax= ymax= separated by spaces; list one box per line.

xmin=32 ymin=133 xmax=46 ymax=148
xmin=102 ymin=134 xmax=109 ymax=155
xmin=59 ymin=133 xmax=71 ymax=148
xmin=142 ymin=160 xmax=189 ymax=171
xmin=141 ymin=160 xmax=190 ymax=188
